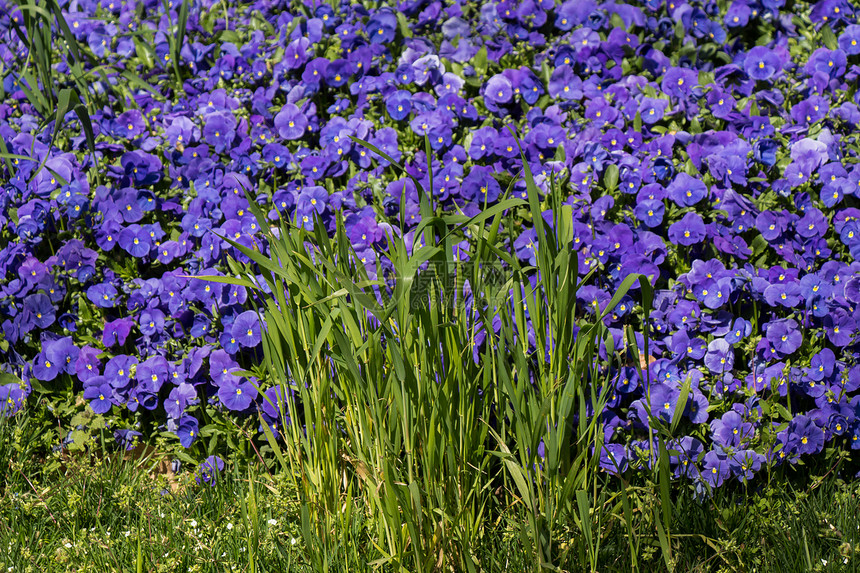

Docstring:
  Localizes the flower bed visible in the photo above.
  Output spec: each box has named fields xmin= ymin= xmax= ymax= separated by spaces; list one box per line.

xmin=1 ymin=0 xmax=860 ymax=488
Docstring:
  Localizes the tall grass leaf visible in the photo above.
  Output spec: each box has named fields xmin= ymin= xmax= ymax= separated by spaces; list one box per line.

xmin=136 ymin=530 xmax=143 ymax=573
xmin=348 ymin=135 xmax=432 ymax=220
xmin=176 ymin=0 xmax=190 ymax=68
xmin=670 ymin=375 xmax=692 ymax=433
xmin=258 ymin=412 xmax=287 ymax=471
xmin=72 ymin=102 xmax=99 ymax=176
xmin=654 ymin=512 xmax=674 ymax=573
xmin=46 ymin=0 xmax=92 ymax=105
xmin=508 ymin=127 xmax=547 ymax=251
xmin=28 ymin=88 xmax=77 ymax=184
xmin=0 ymin=150 xmax=38 ymax=174
xmin=12 ymin=69 xmax=49 ymax=116
xmin=619 ymin=483 xmax=639 ymax=572
xmin=575 ymin=490 xmax=593 ymax=568
xmin=658 ymin=437 xmax=672 ymax=546
xmin=181 ymin=274 xmax=260 ymax=290
xmin=119 ymin=70 xmax=167 ymax=100
xmin=487 ymin=429 xmax=533 ymax=510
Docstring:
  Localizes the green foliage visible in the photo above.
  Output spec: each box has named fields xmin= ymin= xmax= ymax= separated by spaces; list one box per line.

xmin=4 ymin=405 xmax=860 ymax=572
xmin=204 ymin=135 xmax=652 ymax=571
xmin=0 ymin=410 xmax=306 ymax=572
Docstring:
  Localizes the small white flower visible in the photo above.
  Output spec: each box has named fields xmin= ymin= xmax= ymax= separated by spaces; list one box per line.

xmin=227 ymin=522 xmax=233 ymax=530
xmin=267 ymin=519 xmax=277 ymax=526
xmin=190 ymin=520 xmax=198 ymax=528
xmin=290 ymin=538 xmax=297 ymax=546
xmin=64 ymin=542 xmax=72 ymax=549
xmin=123 ymin=531 xmax=131 ymax=538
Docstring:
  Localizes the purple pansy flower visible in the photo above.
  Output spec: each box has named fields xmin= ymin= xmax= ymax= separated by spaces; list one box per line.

xmin=744 ymin=46 xmax=780 ymax=80
xmin=218 ymin=378 xmax=259 ymax=411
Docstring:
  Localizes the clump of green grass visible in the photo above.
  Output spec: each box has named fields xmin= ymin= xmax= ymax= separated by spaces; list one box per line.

xmin=211 ymin=135 xmax=655 ymax=571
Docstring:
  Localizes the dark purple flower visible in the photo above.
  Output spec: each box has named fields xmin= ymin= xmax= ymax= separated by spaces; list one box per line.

xmin=83 ymin=381 xmax=114 ymax=414
xmin=232 ymin=310 xmax=262 ymax=348
xmin=274 ymin=103 xmax=309 ymax=140
xmin=728 ymin=449 xmax=764 ymax=482
xmin=105 ymin=354 xmax=138 ymax=390
xmin=671 ymin=330 xmax=707 ymax=360
xmin=710 ymin=411 xmax=754 ymax=448
xmin=366 ymin=9 xmax=397 ymax=43
xmin=824 ymin=309 xmax=855 ymax=347
xmin=839 ymin=24 xmax=860 ymax=55
xmin=115 ymin=109 xmax=147 ymax=139
xmin=725 ymin=318 xmax=751 ymax=345
xmin=118 ymin=224 xmax=151 ymax=258
xmin=45 ymin=337 xmax=80 ymax=375
xmin=176 ymin=415 xmax=199 ymax=448
xmin=763 ymin=282 xmax=802 ymax=308
xmin=86 ymin=283 xmax=118 ymax=308
xmin=0 ymin=382 xmax=27 ymax=417
xmin=597 ymin=443 xmax=628 ymax=475
xmin=196 ymin=455 xmax=225 ymax=486
xmin=704 ymin=339 xmax=734 ymax=374
xmin=137 ymin=355 xmax=169 ymax=393
xmin=218 ymin=378 xmax=259 ymax=411
xmin=701 ymin=449 xmax=729 ymax=488
xmin=648 ymin=383 xmax=679 ymax=424
xmin=744 ymin=46 xmax=780 ymax=80
xmin=661 ymin=67 xmax=697 ymax=99
xmin=210 ymin=349 xmax=241 ymax=386
xmin=548 ymin=65 xmax=582 ymax=100
xmin=103 ymin=317 xmax=134 ymax=347
xmin=667 ymin=173 xmax=707 ymax=207
xmin=164 ymin=116 xmax=198 ymax=148
xmin=165 ymin=383 xmax=197 ymax=419
xmin=668 ymin=212 xmax=706 ymax=245
xmin=75 ymin=346 xmax=101 ymax=382
xmin=325 ymin=58 xmax=353 ymax=87
xmin=633 ymin=199 xmax=664 ymax=228
xmin=639 ymin=98 xmax=668 ymax=124
xmin=765 ymin=319 xmax=803 ymax=355
xmin=485 ymin=74 xmax=513 ymax=105
xmin=24 ymin=293 xmax=55 ymax=329
xmin=788 ymin=415 xmax=824 ymax=456
xmin=202 ymin=112 xmax=237 ymax=153
xmin=114 ymin=429 xmax=142 ymax=451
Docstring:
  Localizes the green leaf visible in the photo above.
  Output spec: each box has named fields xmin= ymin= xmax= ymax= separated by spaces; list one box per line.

xmin=473 ymin=46 xmax=487 ymax=75
xmin=396 ymin=12 xmax=412 ymax=39
xmin=0 ymin=373 xmax=24 ymax=386
xmin=670 ymin=375 xmax=692 ymax=433
xmin=70 ymin=429 xmax=89 ymax=451
xmin=603 ymin=164 xmax=619 ymax=191
xmin=821 ymin=25 xmax=838 ymax=50
xmin=135 ymin=38 xmax=155 ymax=69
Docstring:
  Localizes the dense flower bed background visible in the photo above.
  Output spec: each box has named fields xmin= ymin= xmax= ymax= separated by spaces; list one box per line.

xmin=1 ymin=0 xmax=860 ymax=489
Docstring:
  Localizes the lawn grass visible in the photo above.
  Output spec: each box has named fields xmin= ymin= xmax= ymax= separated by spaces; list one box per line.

xmin=3 ymin=405 xmax=860 ymax=572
